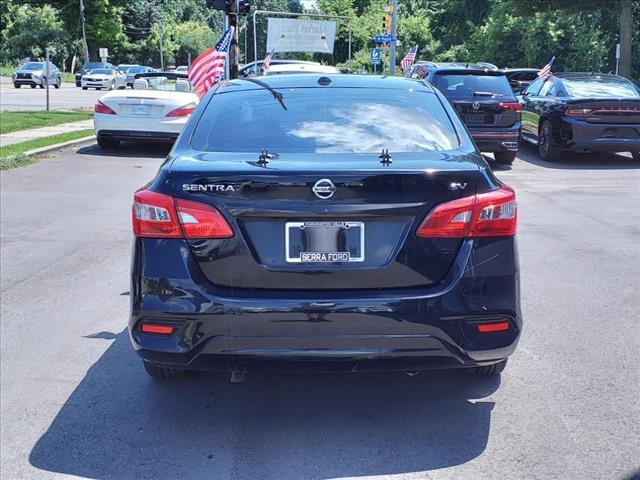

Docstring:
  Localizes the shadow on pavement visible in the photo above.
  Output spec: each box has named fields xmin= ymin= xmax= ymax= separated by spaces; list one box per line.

xmin=517 ymin=143 xmax=639 ymax=170
xmin=77 ymin=141 xmax=171 ymax=159
xmin=30 ymin=330 xmax=499 ymax=479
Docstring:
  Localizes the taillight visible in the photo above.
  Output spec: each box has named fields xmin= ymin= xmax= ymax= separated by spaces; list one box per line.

xmin=477 ymin=321 xmax=510 ymax=333
xmin=498 ymin=102 xmax=523 ymax=112
xmin=132 ymin=189 xmax=234 ymax=239
xmin=140 ymin=324 xmax=175 ymax=335
xmin=166 ymin=102 xmax=197 ymax=117
xmin=95 ymin=100 xmax=116 ymax=115
xmin=565 ymin=108 xmax=592 ymax=117
xmin=417 ymin=185 xmax=517 ymax=238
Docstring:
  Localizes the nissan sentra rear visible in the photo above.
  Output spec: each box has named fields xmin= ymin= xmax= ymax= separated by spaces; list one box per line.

xmin=128 ymin=75 xmax=522 ymax=381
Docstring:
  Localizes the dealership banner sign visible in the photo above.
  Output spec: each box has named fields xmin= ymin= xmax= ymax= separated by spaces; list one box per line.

xmin=266 ymin=18 xmax=336 ymax=54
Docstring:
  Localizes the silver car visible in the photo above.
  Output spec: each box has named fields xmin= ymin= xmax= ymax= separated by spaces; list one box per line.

xmin=13 ymin=61 xmax=62 ymax=89
xmin=81 ymin=68 xmax=127 ymax=90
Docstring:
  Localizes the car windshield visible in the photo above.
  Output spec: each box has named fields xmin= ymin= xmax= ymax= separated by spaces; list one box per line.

xmin=127 ymin=66 xmax=147 ymax=73
xmin=89 ymin=69 xmax=113 ymax=75
xmin=21 ymin=63 xmax=44 ymax=70
xmin=191 ymin=87 xmax=459 ymax=153
xmin=562 ymin=78 xmax=640 ymax=98
xmin=140 ymin=76 xmax=192 ymax=92
xmin=433 ymin=73 xmax=514 ymax=99
xmin=84 ymin=63 xmax=105 ymax=70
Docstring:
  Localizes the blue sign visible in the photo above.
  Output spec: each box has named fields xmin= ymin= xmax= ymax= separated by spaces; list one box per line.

xmin=370 ymin=48 xmax=381 ymax=65
xmin=374 ymin=34 xmax=396 ymax=44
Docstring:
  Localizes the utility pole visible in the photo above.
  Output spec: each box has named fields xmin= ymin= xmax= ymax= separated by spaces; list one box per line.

xmin=389 ymin=0 xmax=398 ymax=76
xmin=158 ymin=22 xmax=164 ymax=70
xmin=79 ymin=0 xmax=90 ymax=63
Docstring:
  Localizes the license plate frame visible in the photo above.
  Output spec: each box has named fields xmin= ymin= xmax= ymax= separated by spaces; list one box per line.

xmin=285 ymin=221 xmax=365 ymax=263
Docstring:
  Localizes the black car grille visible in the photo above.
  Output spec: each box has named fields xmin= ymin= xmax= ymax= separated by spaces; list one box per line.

xmin=17 ymin=73 xmax=32 ymax=79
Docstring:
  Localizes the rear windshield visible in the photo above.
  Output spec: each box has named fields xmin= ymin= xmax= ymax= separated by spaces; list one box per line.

xmin=191 ymin=87 xmax=459 ymax=153
xmin=432 ymin=73 xmax=514 ymax=99
xmin=561 ymin=78 xmax=640 ymax=98
xmin=85 ymin=63 xmax=106 ymax=69
xmin=127 ymin=66 xmax=147 ymax=73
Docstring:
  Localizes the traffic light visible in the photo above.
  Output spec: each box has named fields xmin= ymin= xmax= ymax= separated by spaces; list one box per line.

xmin=382 ymin=15 xmax=391 ymax=34
xmin=238 ymin=0 xmax=250 ymax=14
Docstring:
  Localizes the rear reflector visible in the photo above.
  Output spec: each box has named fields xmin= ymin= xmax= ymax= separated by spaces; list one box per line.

xmin=499 ymin=102 xmax=523 ymax=112
xmin=477 ymin=321 xmax=510 ymax=333
xmin=166 ymin=102 xmax=197 ymax=117
xmin=95 ymin=100 xmax=116 ymax=115
xmin=132 ymin=188 xmax=234 ymax=239
xmin=417 ymin=185 xmax=517 ymax=238
xmin=140 ymin=324 xmax=175 ymax=335
xmin=565 ymin=108 xmax=592 ymax=117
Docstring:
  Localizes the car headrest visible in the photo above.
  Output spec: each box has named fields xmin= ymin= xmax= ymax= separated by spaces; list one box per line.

xmin=175 ymin=80 xmax=190 ymax=92
xmin=133 ymin=79 xmax=148 ymax=90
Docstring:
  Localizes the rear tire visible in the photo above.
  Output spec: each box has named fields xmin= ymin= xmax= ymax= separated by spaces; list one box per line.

xmin=97 ymin=137 xmax=120 ymax=149
xmin=110 ymin=80 xmax=115 ymax=90
xmin=82 ymin=86 xmax=88 ymax=90
xmin=13 ymin=83 xmax=20 ymax=88
xmin=54 ymin=77 xmax=61 ymax=89
xmin=631 ymin=151 xmax=640 ymax=162
xmin=30 ymin=84 xmax=36 ymax=89
xmin=472 ymin=359 xmax=508 ymax=376
xmin=494 ymin=151 xmax=517 ymax=165
xmin=538 ymin=120 xmax=560 ymax=161
xmin=143 ymin=360 xmax=190 ymax=380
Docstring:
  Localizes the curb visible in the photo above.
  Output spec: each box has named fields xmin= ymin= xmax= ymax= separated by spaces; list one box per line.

xmin=21 ymin=135 xmax=96 ymax=157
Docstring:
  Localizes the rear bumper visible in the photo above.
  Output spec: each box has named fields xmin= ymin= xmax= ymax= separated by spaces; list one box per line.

xmin=561 ymin=118 xmax=640 ymax=153
xmin=98 ymin=130 xmax=179 ymax=142
xmin=129 ymin=237 xmax=522 ymax=371
xmin=469 ymin=128 xmax=520 ymax=152
xmin=94 ymin=113 xmax=187 ymax=143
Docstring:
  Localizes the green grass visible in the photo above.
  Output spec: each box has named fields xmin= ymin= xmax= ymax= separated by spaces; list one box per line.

xmin=0 ymin=111 xmax=93 ymax=135
xmin=0 ymin=129 xmax=94 ymax=170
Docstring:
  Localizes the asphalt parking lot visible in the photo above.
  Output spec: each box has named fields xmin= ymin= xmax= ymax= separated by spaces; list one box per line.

xmin=1 ymin=142 xmax=639 ymax=480
xmin=0 ymin=76 xmax=104 ymax=111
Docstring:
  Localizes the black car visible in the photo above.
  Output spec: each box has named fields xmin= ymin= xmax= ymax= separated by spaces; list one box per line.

xmin=75 ymin=61 xmax=115 ymax=87
xmin=520 ymin=72 xmax=640 ymax=161
xmin=406 ymin=63 xmax=522 ymax=165
xmin=124 ymin=65 xmax=155 ymax=87
xmin=503 ymin=68 xmax=540 ymax=94
xmin=129 ymin=74 xmax=521 ymax=381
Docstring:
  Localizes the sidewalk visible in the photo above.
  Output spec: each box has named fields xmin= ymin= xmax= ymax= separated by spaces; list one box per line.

xmin=0 ymin=119 xmax=94 ymax=147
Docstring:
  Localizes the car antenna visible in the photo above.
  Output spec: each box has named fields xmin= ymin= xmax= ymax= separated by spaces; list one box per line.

xmin=379 ymin=148 xmax=392 ymax=166
xmin=258 ymin=149 xmax=272 ymax=166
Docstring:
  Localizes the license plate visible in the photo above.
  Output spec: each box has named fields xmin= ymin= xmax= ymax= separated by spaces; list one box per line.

xmin=285 ymin=221 xmax=364 ymax=263
xmin=465 ymin=113 xmax=486 ymax=123
xmin=132 ymin=105 xmax=151 ymax=115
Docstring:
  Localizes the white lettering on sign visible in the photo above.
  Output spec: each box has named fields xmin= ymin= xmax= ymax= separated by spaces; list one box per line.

xmin=267 ymin=18 xmax=336 ymax=54
xmin=300 ymin=252 xmax=350 ymax=262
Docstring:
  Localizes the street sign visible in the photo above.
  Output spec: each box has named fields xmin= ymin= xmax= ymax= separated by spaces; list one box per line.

xmin=370 ymin=48 xmax=381 ymax=65
xmin=99 ymin=48 xmax=109 ymax=58
xmin=374 ymin=34 xmax=396 ymax=44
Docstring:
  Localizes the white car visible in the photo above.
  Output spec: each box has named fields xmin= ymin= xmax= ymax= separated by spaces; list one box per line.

xmin=174 ymin=66 xmax=189 ymax=73
xmin=264 ymin=64 xmax=341 ymax=75
xmin=81 ymin=68 xmax=127 ymax=90
xmin=94 ymin=72 xmax=198 ymax=149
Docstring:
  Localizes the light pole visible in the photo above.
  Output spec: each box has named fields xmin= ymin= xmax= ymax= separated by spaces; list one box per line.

xmin=45 ymin=48 xmax=50 ymax=111
xmin=389 ymin=0 xmax=398 ymax=76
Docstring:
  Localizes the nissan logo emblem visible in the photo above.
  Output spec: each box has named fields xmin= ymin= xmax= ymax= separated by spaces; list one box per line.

xmin=312 ymin=179 xmax=337 ymax=199
xmin=472 ymin=101 xmax=480 ymax=111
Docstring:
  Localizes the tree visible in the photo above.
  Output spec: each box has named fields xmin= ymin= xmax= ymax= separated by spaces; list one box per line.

xmin=0 ymin=4 xmax=71 ymax=68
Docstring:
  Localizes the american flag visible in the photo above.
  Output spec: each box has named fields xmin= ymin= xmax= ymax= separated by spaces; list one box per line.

xmin=400 ymin=45 xmax=418 ymax=71
xmin=538 ymin=56 xmax=555 ymax=79
xmin=188 ymin=26 xmax=234 ymax=97
xmin=262 ymin=49 xmax=275 ymax=76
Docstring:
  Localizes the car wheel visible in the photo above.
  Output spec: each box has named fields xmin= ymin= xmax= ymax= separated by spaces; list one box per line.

xmin=97 ymin=137 xmax=120 ymax=149
xmin=631 ymin=151 xmax=640 ymax=162
xmin=143 ymin=360 xmax=191 ymax=380
xmin=30 ymin=84 xmax=36 ymax=89
xmin=39 ymin=80 xmax=45 ymax=89
xmin=472 ymin=359 xmax=508 ymax=376
xmin=82 ymin=86 xmax=88 ymax=90
xmin=76 ymin=82 xmax=81 ymax=87
xmin=13 ymin=83 xmax=20 ymax=89
xmin=110 ymin=80 xmax=115 ymax=90
xmin=54 ymin=77 xmax=61 ymax=89
xmin=538 ymin=120 xmax=561 ymax=161
xmin=494 ymin=151 xmax=517 ymax=165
